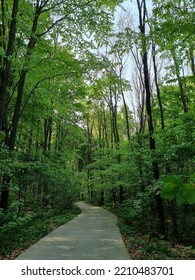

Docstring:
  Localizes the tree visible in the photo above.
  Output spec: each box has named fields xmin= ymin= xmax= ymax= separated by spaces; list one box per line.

xmin=0 ymin=0 xmax=123 ymax=209
xmin=136 ymin=0 xmax=166 ymax=237
xmin=152 ymin=0 xmax=195 ymax=112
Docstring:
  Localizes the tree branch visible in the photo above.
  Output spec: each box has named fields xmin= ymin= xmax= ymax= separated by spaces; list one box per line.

xmin=19 ymin=72 xmax=78 ymax=118
xmin=38 ymin=15 xmax=69 ymax=37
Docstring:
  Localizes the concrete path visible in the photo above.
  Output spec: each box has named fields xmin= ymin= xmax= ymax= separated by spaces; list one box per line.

xmin=16 ymin=202 xmax=130 ymax=260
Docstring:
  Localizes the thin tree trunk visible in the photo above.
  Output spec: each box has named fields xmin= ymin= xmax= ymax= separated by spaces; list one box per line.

xmin=189 ymin=48 xmax=195 ymax=76
xmin=143 ymin=39 xmax=166 ymax=240
xmin=48 ymin=117 xmax=52 ymax=151
xmin=28 ymin=115 xmax=34 ymax=150
xmin=151 ymin=41 xmax=179 ymax=237
xmin=130 ymin=47 xmax=146 ymax=134
xmin=121 ymin=89 xmax=131 ymax=141
xmin=36 ymin=120 xmax=40 ymax=151
xmin=152 ymin=43 xmax=165 ymax=130
xmin=172 ymin=54 xmax=188 ymax=113
xmin=119 ymin=66 xmax=131 ymax=140
xmin=137 ymin=0 xmax=166 ymax=238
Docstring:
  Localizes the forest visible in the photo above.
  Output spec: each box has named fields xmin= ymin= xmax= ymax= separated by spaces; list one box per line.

xmin=0 ymin=0 xmax=194 ymax=259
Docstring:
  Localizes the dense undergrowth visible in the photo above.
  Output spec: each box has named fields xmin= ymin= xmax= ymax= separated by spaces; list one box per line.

xmin=122 ymin=232 xmax=195 ymax=260
xmin=0 ymin=206 xmax=81 ymax=260
xmin=111 ymin=207 xmax=195 ymax=260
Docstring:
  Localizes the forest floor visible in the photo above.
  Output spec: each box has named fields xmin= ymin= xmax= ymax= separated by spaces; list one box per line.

xmin=0 ymin=206 xmax=81 ymax=260
xmin=116 ymin=220 xmax=195 ymax=260
xmin=1 ymin=203 xmax=194 ymax=260
xmin=122 ymin=232 xmax=195 ymax=260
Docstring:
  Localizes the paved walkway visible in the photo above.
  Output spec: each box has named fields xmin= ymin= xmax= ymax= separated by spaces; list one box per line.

xmin=16 ymin=202 xmax=130 ymax=260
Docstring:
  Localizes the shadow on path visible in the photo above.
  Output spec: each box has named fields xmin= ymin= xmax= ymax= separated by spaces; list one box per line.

xmin=16 ymin=201 xmax=130 ymax=260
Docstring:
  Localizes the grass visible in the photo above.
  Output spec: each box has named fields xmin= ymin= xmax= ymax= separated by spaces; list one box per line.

xmin=0 ymin=206 xmax=81 ymax=260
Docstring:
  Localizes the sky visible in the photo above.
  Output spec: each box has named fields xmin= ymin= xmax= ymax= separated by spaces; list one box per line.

xmin=113 ymin=0 xmax=153 ymax=111
xmin=115 ymin=0 xmax=153 ymax=21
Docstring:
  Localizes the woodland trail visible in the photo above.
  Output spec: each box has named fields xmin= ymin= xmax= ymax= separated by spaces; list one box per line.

xmin=16 ymin=202 xmax=130 ymax=260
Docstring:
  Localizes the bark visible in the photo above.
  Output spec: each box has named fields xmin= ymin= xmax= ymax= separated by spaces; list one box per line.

xmin=28 ymin=115 xmax=34 ymax=150
xmin=108 ymin=85 xmax=120 ymax=144
xmin=44 ymin=117 xmax=52 ymax=152
xmin=121 ymin=89 xmax=131 ymax=141
xmin=36 ymin=120 xmax=40 ymax=151
xmin=44 ymin=119 xmax=48 ymax=153
xmin=97 ymin=110 xmax=103 ymax=148
xmin=111 ymin=188 xmax=117 ymax=207
xmin=0 ymin=0 xmax=19 ymax=135
xmin=48 ymin=117 xmax=52 ymax=151
xmin=118 ymin=63 xmax=131 ymax=140
xmin=9 ymin=69 xmax=26 ymax=150
xmin=152 ymin=43 xmax=179 ymax=237
xmin=137 ymin=0 xmax=166 ymax=238
xmin=172 ymin=54 xmax=188 ymax=113
xmin=152 ymin=44 xmax=165 ymax=130
xmin=131 ymin=47 xmax=146 ymax=134
xmin=189 ymin=48 xmax=195 ymax=76
xmin=0 ymin=176 xmax=10 ymax=210
xmin=143 ymin=41 xmax=166 ymax=239
xmin=0 ymin=0 xmax=19 ymax=210
xmin=103 ymin=109 xmax=109 ymax=147
xmin=9 ymin=5 xmax=40 ymax=150
xmin=191 ymin=56 xmax=195 ymax=76
xmin=168 ymin=201 xmax=179 ymax=238
xmin=108 ymin=85 xmax=125 ymax=203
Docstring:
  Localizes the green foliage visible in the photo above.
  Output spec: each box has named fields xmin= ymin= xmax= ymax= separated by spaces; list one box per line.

xmin=161 ymin=174 xmax=195 ymax=205
xmin=1 ymin=0 xmax=195 ymax=258
xmin=0 ymin=206 xmax=80 ymax=259
xmin=122 ymin=231 xmax=195 ymax=260
xmin=152 ymin=0 xmax=195 ymax=56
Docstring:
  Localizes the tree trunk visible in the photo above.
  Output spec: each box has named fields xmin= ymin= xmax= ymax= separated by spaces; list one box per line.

xmin=137 ymin=0 xmax=166 ymax=238
xmin=0 ymin=0 xmax=18 ymax=135
xmin=48 ymin=117 xmax=52 ymax=151
xmin=168 ymin=201 xmax=179 ymax=238
xmin=152 ymin=43 xmax=179 ymax=238
xmin=119 ymin=66 xmax=131 ymax=140
xmin=172 ymin=54 xmax=188 ymax=113
xmin=152 ymin=43 xmax=165 ymax=130
xmin=28 ymin=115 xmax=34 ymax=150
xmin=44 ymin=117 xmax=52 ymax=153
xmin=121 ymin=89 xmax=131 ymax=141
xmin=111 ymin=188 xmax=117 ymax=207
xmin=0 ymin=4 xmax=40 ymax=209
xmin=8 ymin=4 xmax=40 ymax=150
xmin=189 ymin=48 xmax=195 ymax=76
xmin=143 ymin=44 xmax=166 ymax=239
xmin=0 ymin=0 xmax=19 ymax=210
xmin=0 ymin=175 xmax=10 ymax=210
xmin=9 ymin=69 xmax=27 ymax=150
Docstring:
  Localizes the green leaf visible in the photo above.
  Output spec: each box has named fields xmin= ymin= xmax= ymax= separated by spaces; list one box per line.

xmin=161 ymin=183 xmax=177 ymax=200
xmin=184 ymin=183 xmax=195 ymax=205
xmin=190 ymin=173 xmax=195 ymax=182
xmin=0 ymin=47 xmax=5 ymax=56
xmin=162 ymin=175 xmax=183 ymax=186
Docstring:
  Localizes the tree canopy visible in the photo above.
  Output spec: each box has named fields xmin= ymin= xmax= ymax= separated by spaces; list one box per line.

xmin=0 ymin=0 xmax=194 ymax=259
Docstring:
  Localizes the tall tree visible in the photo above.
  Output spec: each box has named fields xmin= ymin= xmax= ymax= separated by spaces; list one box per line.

xmin=152 ymin=0 xmax=195 ymax=112
xmin=0 ymin=0 xmax=122 ymax=209
xmin=136 ymin=0 xmax=166 ymax=237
